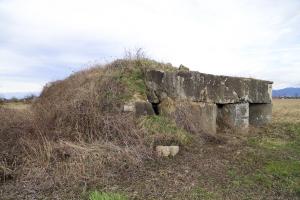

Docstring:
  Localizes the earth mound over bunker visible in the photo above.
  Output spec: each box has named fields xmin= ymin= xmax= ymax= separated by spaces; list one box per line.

xmin=36 ymin=58 xmax=273 ymax=149
xmin=0 ymin=57 xmax=274 ymax=199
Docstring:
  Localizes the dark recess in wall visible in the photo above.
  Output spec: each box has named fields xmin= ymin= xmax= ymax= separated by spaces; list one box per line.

xmin=151 ymin=103 xmax=160 ymax=115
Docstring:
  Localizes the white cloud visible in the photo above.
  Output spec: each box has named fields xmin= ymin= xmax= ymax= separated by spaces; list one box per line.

xmin=0 ymin=0 xmax=300 ymax=94
xmin=0 ymin=78 xmax=44 ymax=93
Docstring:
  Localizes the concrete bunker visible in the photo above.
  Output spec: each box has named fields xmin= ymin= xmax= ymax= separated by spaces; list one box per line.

xmin=124 ymin=68 xmax=272 ymax=134
xmin=143 ymin=69 xmax=273 ymax=134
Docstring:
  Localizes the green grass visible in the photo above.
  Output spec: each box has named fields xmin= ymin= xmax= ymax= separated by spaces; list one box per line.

xmin=121 ymin=67 xmax=146 ymax=98
xmin=137 ymin=58 xmax=178 ymax=72
xmin=110 ymin=59 xmax=184 ymax=103
xmin=227 ymin=122 xmax=300 ymax=197
xmin=89 ymin=191 xmax=127 ymax=200
xmin=109 ymin=63 xmax=147 ymax=102
xmin=116 ymin=59 xmax=181 ymax=102
xmin=139 ymin=115 xmax=190 ymax=145
xmin=188 ymin=187 xmax=216 ymax=200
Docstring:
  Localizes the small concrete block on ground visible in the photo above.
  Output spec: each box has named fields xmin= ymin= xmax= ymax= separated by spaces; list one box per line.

xmin=156 ymin=146 xmax=179 ymax=157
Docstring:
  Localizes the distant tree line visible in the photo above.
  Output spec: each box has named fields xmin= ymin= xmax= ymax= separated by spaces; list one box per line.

xmin=273 ymin=96 xmax=300 ymax=99
xmin=0 ymin=94 xmax=37 ymax=104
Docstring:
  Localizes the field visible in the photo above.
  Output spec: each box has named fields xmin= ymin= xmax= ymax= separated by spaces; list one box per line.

xmin=1 ymin=96 xmax=300 ymax=199
xmin=1 ymin=102 xmax=31 ymax=110
xmin=117 ymin=99 xmax=300 ymax=200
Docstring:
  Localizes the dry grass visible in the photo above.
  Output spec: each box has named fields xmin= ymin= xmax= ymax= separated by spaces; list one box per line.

xmin=1 ymin=102 xmax=31 ymax=110
xmin=273 ymin=99 xmax=300 ymax=123
xmin=118 ymin=99 xmax=300 ymax=200
xmin=3 ymin=60 xmax=150 ymax=198
xmin=0 ymin=57 xmax=189 ymax=199
xmin=1 ymin=55 xmax=299 ymax=200
xmin=0 ymin=107 xmax=34 ymax=183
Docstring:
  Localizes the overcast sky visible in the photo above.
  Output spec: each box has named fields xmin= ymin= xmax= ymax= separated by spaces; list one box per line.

xmin=1 ymin=0 xmax=300 ymax=97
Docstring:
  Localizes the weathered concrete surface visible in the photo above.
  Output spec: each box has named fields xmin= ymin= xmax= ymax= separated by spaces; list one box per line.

xmin=135 ymin=101 xmax=155 ymax=117
xmin=159 ymin=99 xmax=217 ymax=134
xmin=144 ymin=69 xmax=272 ymax=133
xmin=156 ymin=146 xmax=170 ymax=157
xmin=123 ymin=104 xmax=135 ymax=112
xmin=217 ymin=103 xmax=249 ymax=130
xmin=249 ymin=103 xmax=272 ymax=126
xmin=156 ymin=146 xmax=180 ymax=157
xmin=191 ymin=102 xmax=217 ymax=134
xmin=123 ymin=101 xmax=154 ymax=117
xmin=145 ymin=70 xmax=272 ymax=104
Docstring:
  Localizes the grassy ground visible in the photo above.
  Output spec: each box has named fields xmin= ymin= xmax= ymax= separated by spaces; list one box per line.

xmin=273 ymin=99 xmax=300 ymax=123
xmin=88 ymin=99 xmax=300 ymax=200
xmin=89 ymin=191 xmax=127 ymax=200
xmin=189 ymin=99 xmax=300 ymax=199
xmin=1 ymin=102 xmax=31 ymax=110
xmin=1 ymin=99 xmax=299 ymax=199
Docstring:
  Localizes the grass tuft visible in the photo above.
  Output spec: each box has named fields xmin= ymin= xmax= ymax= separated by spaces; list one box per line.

xmin=89 ymin=191 xmax=127 ymax=200
xmin=188 ymin=187 xmax=216 ymax=200
xmin=119 ymin=64 xmax=146 ymax=100
xmin=139 ymin=115 xmax=190 ymax=145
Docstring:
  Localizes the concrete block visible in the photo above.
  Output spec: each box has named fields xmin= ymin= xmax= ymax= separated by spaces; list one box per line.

xmin=169 ymin=146 xmax=179 ymax=156
xmin=145 ymin=70 xmax=273 ymax=104
xmin=191 ymin=102 xmax=217 ymax=134
xmin=123 ymin=101 xmax=155 ymax=117
xmin=247 ymin=79 xmax=273 ymax=104
xmin=156 ymin=145 xmax=179 ymax=157
xmin=156 ymin=146 xmax=170 ymax=157
xmin=123 ymin=104 xmax=135 ymax=112
xmin=249 ymin=103 xmax=272 ymax=126
xmin=217 ymin=103 xmax=249 ymax=130
xmin=160 ymin=100 xmax=217 ymax=134
xmin=134 ymin=101 xmax=155 ymax=117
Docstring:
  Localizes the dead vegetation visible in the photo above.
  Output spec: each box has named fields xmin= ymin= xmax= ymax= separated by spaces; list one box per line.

xmin=0 ymin=106 xmax=36 ymax=181
xmin=0 ymin=56 xmax=194 ymax=199
xmin=1 ymin=55 xmax=299 ymax=199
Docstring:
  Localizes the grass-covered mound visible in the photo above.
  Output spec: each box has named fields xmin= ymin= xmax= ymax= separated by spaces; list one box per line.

xmin=0 ymin=57 xmax=191 ymax=199
xmin=34 ymin=58 xmax=189 ymax=144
